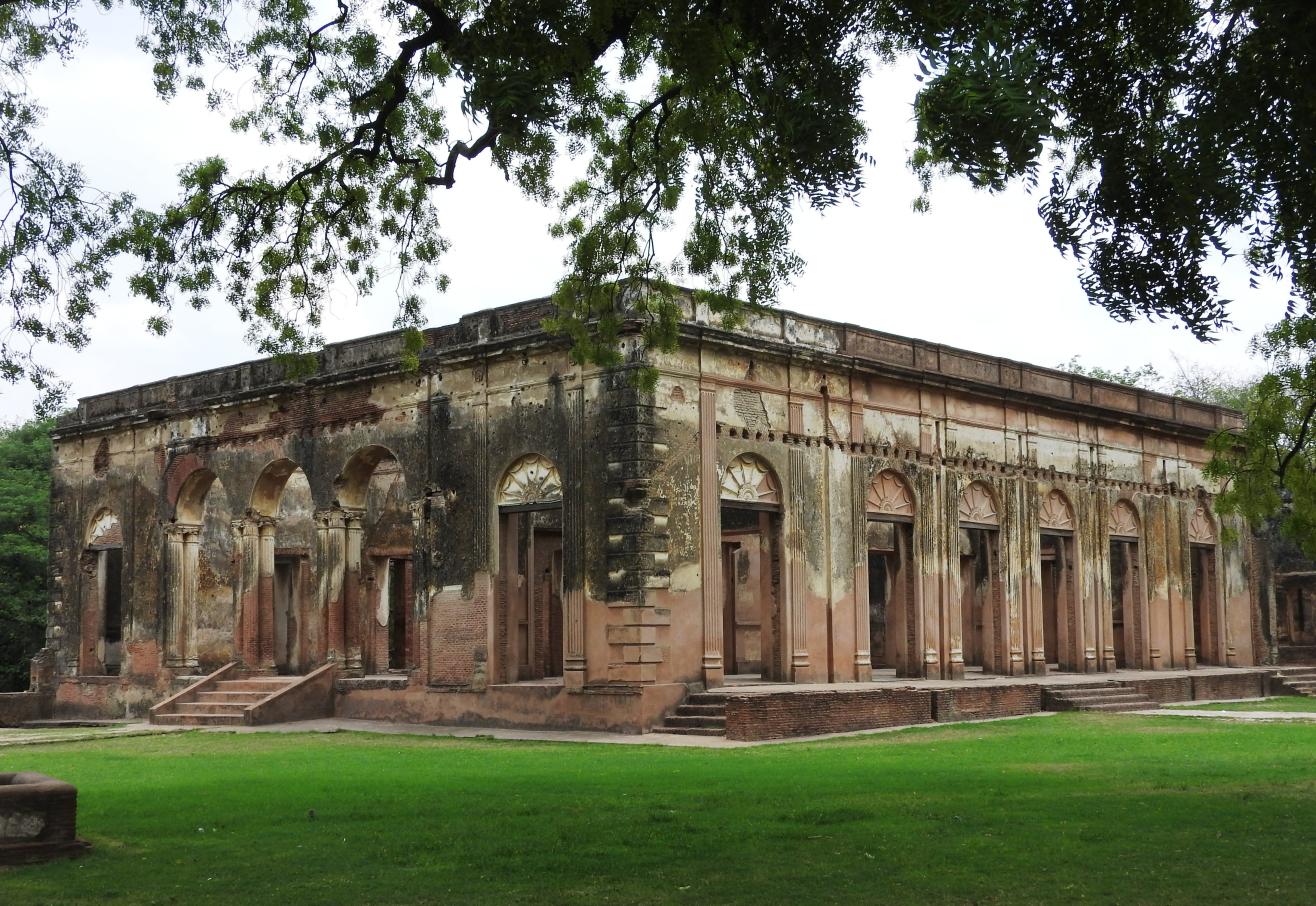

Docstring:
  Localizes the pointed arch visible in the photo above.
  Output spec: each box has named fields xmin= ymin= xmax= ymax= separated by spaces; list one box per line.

xmin=720 ymin=454 xmax=781 ymax=506
xmin=497 ymin=454 xmax=562 ymax=507
xmin=335 ymin=445 xmax=401 ymax=510
xmin=1039 ymin=489 xmax=1075 ymax=532
xmin=958 ymin=481 xmax=998 ymax=526
xmin=1188 ymin=504 xmax=1217 ymax=545
xmin=250 ymin=458 xmax=303 ymax=516
xmin=87 ymin=508 xmax=122 ymax=548
xmin=867 ymin=469 xmax=915 ymax=518
xmin=174 ymin=468 xmax=218 ymax=525
xmin=1109 ymin=499 xmax=1140 ymax=538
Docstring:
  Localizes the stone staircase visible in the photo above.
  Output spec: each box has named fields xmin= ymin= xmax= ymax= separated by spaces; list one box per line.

xmin=1044 ymin=684 xmax=1158 ymax=713
xmin=1271 ymin=666 xmax=1316 ymax=697
xmin=149 ymin=661 xmax=337 ymax=727
xmin=151 ymin=675 xmax=301 ymax=726
xmin=653 ymin=691 xmax=728 ymax=736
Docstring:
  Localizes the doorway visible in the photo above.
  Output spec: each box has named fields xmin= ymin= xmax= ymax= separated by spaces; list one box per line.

xmin=1040 ymin=533 xmax=1076 ymax=670
xmin=720 ymin=504 xmax=781 ymax=679
xmin=386 ymin=558 xmax=409 ymax=670
xmin=273 ymin=556 xmax=301 ymax=673
xmin=1191 ymin=544 xmax=1219 ymax=665
xmin=1110 ymin=539 xmax=1141 ymax=668
xmin=100 ymin=548 xmax=124 ymax=676
xmin=960 ymin=527 xmax=1001 ymax=671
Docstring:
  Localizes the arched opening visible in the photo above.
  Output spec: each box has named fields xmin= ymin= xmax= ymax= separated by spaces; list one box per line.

xmin=244 ymin=459 xmax=317 ymax=673
xmin=496 ymin=454 xmax=564 ymax=683
xmin=337 ymin=446 xmax=413 ymax=674
xmin=866 ymin=470 xmax=918 ymax=677
xmin=1109 ymin=500 xmax=1143 ymax=669
xmin=80 ymin=509 xmax=123 ymax=675
xmin=168 ymin=469 xmax=235 ymax=671
xmin=1188 ymin=504 xmax=1221 ymax=666
xmin=958 ymin=482 xmax=1004 ymax=672
xmin=719 ymin=454 xmax=784 ymax=680
xmin=1038 ymin=488 xmax=1080 ymax=671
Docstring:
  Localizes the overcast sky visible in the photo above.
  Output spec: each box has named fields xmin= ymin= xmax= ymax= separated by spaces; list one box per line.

xmin=4 ymin=7 xmax=1288 ymax=420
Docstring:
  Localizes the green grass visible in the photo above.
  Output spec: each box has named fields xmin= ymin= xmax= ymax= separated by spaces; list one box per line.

xmin=1164 ymin=696 xmax=1316 ymax=712
xmin=3 ymin=715 xmax=1315 ymax=904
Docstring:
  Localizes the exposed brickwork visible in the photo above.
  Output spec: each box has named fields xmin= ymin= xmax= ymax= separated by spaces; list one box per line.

xmin=0 ymin=692 xmax=50 ymax=727
xmin=429 ymin=578 xmax=488 ymax=686
xmin=1123 ymin=677 xmax=1194 ymax=703
xmin=932 ymin=685 xmax=1041 ymax=722
xmin=723 ymin=688 xmax=933 ymax=741
xmin=1192 ymin=672 xmax=1265 ymax=701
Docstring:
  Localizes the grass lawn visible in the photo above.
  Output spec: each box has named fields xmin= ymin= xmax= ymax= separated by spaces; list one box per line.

xmin=1164 ymin=696 xmax=1316 ymax=712
xmin=3 ymin=715 xmax=1315 ymax=904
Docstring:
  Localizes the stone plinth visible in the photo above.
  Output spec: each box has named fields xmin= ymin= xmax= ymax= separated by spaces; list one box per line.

xmin=0 ymin=772 xmax=89 ymax=865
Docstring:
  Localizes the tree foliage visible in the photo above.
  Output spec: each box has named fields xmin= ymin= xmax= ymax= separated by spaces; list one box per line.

xmin=0 ymin=416 xmax=50 ymax=692
xmin=1207 ymin=316 xmax=1316 ymax=558
xmin=0 ymin=1 xmax=1312 ymax=412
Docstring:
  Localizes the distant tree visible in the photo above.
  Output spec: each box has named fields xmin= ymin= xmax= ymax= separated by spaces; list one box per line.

xmin=1208 ymin=317 xmax=1316 ymax=558
xmin=1056 ymin=356 xmax=1162 ymax=389
xmin=0 ymin=417 xmax=50 ymax=692
xmin=1 ymin=2 xmax=1314 ymax=409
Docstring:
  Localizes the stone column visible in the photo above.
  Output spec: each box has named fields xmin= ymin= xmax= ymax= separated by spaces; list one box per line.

xmin=699 ymin=387 xmax=724 ymax=687
xmin=257 ymin=517 xmax=277 ymax=671
xmin=564 ymin=388 xmax=586 ymax=690
xmin=164 ymin=524 xmax=187 ymax=668
xmin=181 ymin=526 xmax=200 ymax=669
xmin=234 ymin=517 xmax=261 ymax=668
xmin=344 ymin=509 xmax=365 ymax=670
xmin=852 ymin=453 xmax=872 ymax=681
xmin=316 ymin=507 xmax=348 ymax=662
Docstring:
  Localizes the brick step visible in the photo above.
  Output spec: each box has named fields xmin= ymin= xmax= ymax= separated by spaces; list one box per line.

xmin=196 ymin=690 xmax=270 ymax=704
xmin=214 ymin=679 xmax=298 ymax=694
xmin=652 ymin=726 xmax=726 ymax=737
xmin=686 ymin=692 xmax=730 ymax=706
xmin=1079 ymin=701 xmax=1153 ymax=713
xmin=151 ymin=712 xmax=245 ymax=726
xmin=674 ymin=703 xmax=726 ymax=716
xmin=663 ymin=715 xmax=726 ymax=729
xmin=178 ymin=701 xmax=250 ymax=715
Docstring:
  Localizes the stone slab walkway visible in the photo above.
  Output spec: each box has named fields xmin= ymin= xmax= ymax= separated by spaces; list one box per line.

xmin=1132 ymin=708 xmax=1316 ymax=722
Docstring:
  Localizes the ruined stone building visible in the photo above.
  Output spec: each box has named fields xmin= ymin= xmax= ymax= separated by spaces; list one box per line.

xmin=34 ymin=292 xmax=1262 ymax=731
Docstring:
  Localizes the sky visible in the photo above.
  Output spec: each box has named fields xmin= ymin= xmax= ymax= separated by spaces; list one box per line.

xmin=3 ymin=7 xmax=1290 ymax=421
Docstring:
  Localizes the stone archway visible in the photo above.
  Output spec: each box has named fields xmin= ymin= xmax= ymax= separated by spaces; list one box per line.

xmin=495 ymin=454 xmax=567 ymax=684
xmin=80 ymin=509 xmax=123 ymax=676
xmin=958 ymin=481 xmax=1004 ymax=673
xmin=1109 ymin=499 xmax=1145 ymax=669
xmin=1188 ymin=504 xmax=1222 ymax=666
xmin=166 ymin=469 xmax=234 ymax=670
xmin=717 ymin=454 xmax=785 ymax=680
xmin=864 ymin=470 xmax=920 ymax=677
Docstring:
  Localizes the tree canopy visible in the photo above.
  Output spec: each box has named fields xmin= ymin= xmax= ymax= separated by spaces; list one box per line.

xmin=1 ymin=2 xmax=1313 ymax=540
xmin=0 ymin=417 xmax=50 ymax=691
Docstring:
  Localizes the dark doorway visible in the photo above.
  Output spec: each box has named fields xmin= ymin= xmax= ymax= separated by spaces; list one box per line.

xmin=1039 ymin=534 xmax=1075 ymax=670
xmin=868 ymin=550 xmax=889 ymax=668
xmin=387 ymin=558 xmax=408 ymax=670
xmin=101 ymin=548 xmax=123 ymax=676
xmin=273 ymin=557 xmax=300 ymax=673
xmin=1110 ymin=540 xmax=1141 ymax=668
xmin=722 ymin=541 xmax=740 ymax=673
xmin=1191 ymin=545 xmax=1218 ymax=665
xmin=960 ymin=527 xmax=1001 ymax=671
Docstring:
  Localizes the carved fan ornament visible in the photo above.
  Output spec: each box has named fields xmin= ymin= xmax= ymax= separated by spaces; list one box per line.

xmin=720 ymin=455 xmax=781 ymax=505
xmin=958 ymin=482 xmax=998 ymax=526
xmin=1188 ymin=505 xmax=1217 ymax=545
xmin=87 ymin=509 xmax=122 ymax=548
xmin=497 ymin=454 xmax=562 ymax=507
xmin=1109 ymin=500 xmax=1140 ymax=538
xmin=867 ymin=470 xmax=914 ymax=517
xmin=1038 ymin=490 xmax=1075 ymax=531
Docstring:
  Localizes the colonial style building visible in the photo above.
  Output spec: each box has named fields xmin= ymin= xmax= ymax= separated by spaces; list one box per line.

xmin=35 ymin=291 xmax=1261 ymax=730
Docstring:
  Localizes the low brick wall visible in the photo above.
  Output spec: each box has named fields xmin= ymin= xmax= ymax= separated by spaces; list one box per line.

xmin=0 ymin=692 xmax=50 ymax=727
xmin=1192 ymin=672 xmax=1265 ymax=701
xmin=933 ymin=685 xmax=1042 ymax=722
xmin=723 ymin=688 xmax=933 ymax=742
xmin=1122 ymin=677 xmax=1194 ymax=704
